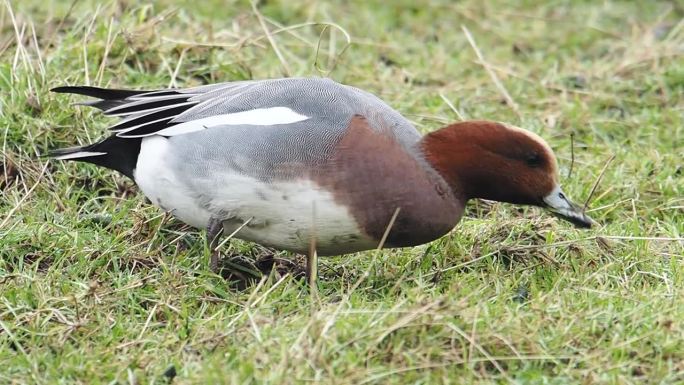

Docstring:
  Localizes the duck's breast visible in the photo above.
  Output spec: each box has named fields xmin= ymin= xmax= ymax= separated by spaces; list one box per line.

xmin=313 ymin=115 xmax=464 ymax=248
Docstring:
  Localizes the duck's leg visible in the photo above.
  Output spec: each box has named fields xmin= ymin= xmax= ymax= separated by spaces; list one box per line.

xmin=206 ymin=217 xmax=224 ymax=273
xmin=306 ymin=250 xmax=318 ymax=287
xmin=305 ymin=203 xmax=319 ymax=288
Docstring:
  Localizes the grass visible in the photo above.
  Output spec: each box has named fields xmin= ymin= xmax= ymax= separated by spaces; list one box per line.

xmin=1 ymin=0 xmax=683 ymax=383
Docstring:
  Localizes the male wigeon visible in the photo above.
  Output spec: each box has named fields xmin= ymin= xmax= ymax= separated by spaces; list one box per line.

xmin=51 ymin=78 xmax=593 ymax=280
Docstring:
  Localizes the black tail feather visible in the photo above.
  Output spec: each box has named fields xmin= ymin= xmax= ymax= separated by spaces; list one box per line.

xmin=74 ymin=99 xmax=130 ymax=111
xmin=50 ymin=85 xmax=156 ymax=180
xmin=50 ymin=135 xmax=142 ymax=180
xmin=51 ymin=86 xmax=147 ymax=100
xmin=51 ymin=86 xmax=155 ymax=112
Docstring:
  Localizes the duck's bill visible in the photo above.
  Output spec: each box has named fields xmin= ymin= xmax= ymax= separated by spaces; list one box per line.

xmin=543 ymin=186 xmax=595 ymax=229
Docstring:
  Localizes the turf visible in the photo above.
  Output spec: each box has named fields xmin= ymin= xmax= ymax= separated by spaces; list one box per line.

xmin=1 ymin=0 xmax=683 ymax=383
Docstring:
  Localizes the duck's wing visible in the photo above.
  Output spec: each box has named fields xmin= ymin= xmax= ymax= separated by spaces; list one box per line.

xmin=52 ymin=78 xmax=420 ymax=141
xmin=51 ymin=78 xmax=423 ymax=179
xmin=52 ymin=81 xmax=253 ymax=138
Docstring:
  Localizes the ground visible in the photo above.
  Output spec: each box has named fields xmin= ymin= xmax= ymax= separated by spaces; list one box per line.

xmin=1 ymin=0 xmax=683 ymax=383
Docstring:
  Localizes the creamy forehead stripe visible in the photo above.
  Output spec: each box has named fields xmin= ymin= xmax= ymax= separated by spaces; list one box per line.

xmin=498 ymin=122 xmax=553 ymax=152
xmin=154 ymin=107 xmax=310 ymax=136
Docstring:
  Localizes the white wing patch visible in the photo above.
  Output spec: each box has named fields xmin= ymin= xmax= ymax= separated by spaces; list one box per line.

xmin=154 ymin=107 xmax=310 ymax=136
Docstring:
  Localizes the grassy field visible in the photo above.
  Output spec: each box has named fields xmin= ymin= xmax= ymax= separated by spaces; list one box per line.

xmin=1 ymin=0 xmax=683 ymax=383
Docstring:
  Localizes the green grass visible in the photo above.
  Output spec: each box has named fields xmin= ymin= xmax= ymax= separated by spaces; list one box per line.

xmin=1 ymin=0 xmax=683 ymax=383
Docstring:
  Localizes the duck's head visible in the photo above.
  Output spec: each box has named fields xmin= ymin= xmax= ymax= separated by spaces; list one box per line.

xmin=422 ymin=120 xmax=594 ymax=228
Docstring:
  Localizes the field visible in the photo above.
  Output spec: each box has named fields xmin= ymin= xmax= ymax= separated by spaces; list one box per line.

xmin=1 ymin=0 xmax=683 ymax=383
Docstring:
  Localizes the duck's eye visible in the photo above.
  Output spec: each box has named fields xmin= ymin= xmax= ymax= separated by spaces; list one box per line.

xmin=526 ymin=153 xmax=542 ymax=167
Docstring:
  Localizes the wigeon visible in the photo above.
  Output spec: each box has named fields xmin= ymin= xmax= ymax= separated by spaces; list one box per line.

xmin=51 ymin=78 xmax=593 ymax=280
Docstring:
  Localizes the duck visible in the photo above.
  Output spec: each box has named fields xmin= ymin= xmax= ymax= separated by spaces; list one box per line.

xmin=50 ymin=77 xmax=593 ymax=281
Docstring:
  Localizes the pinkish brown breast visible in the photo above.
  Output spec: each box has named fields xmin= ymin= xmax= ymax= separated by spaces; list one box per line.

xmin=313 ymin=115 xmax=464 ymax=248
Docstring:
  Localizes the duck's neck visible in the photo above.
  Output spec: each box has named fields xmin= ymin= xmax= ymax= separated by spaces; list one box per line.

xmin=419 ymin=122 xmax=520 ymax=203
xmin=420 ymin=127 xmax=475 ymax=201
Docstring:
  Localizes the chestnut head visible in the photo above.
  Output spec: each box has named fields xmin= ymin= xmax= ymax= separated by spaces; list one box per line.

xmin=422 ymin=120 xmax=593 ymax=228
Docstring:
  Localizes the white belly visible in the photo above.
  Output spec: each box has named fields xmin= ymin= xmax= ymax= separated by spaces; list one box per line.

xmin=134 ymin=136 xmax=211 ymax=228
xmin=134 ymin=136 xmax=376 ymax=254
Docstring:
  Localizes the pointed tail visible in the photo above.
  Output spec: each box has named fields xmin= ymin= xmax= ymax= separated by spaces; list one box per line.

xmin=49 ymin=85 xmax=152 ymax=180
xmin=49 ymin=135 xmax=141 ymax=180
